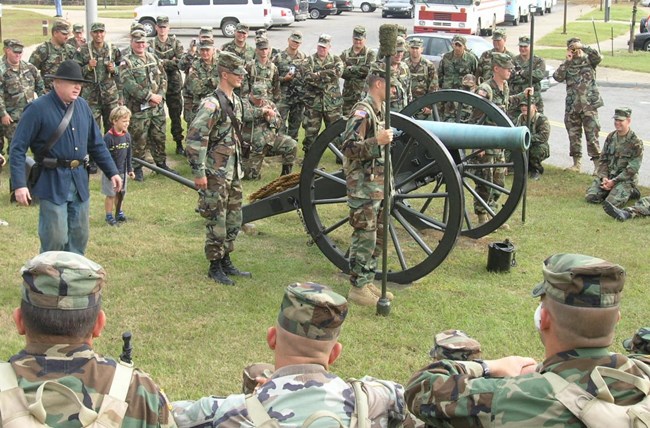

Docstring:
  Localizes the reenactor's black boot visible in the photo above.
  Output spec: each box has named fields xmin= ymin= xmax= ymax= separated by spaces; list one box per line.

xmin=281 ymin=164 xmax=292 ymax=176
xmin=221 ymin=254 xmax=252 ymax=278
xmin=175 ymin=142 xmax=185 ymax=155
xmin=208 ymin=260 xmax=235 ymax=285
xmin=134 ymin=167 xmax=144 ymax=182
xmin=155 ymin=161 xmax=178 ymax=175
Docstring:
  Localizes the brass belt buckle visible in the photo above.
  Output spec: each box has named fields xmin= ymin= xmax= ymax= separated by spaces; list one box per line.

xmin=70 ymin=160 xmax=80 ymax=168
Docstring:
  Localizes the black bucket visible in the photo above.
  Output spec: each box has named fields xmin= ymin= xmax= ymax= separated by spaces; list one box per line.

xmin=487 ymin=239 xmax=516 ymax=273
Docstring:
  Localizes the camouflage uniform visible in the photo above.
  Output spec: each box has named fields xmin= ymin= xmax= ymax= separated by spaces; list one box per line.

xmin=184 ymin=40 xmax=218 ymax=125
xmin=585 ymin=109 xmax=643 ymax=208
xmin=241 ymin=39 xmax=280 ymax=100
xmin=242 ymin=84 xmax=297 ymax=179
xmin=65 ymin=24 xmax=87 ymax=52
xmin=185 ymin=54 xmax=259 ymax=263
xmin=516 ymin=108 xmax=550 ymax=175
xmin=119 ymin=34 xmax=168 ymax=167
xmin=342 ymin=93 xmax=386 ymax=290
xmin=406 ymin=38 xmax=438 ymax=119
xmin=611 ymin=196 xmax=650 ymax=220
xmin=29 ymin=21 xmax=77 ymax=92
xmin=430 ymin=329 xmax=482 ymax=361
xmin=272 ymin=31 xmax=307 ymax=140
xmin=438 ymin=36 xmax=478 ymax=121
xmin=624 ymin=327 xmax=650 ymax=354
xmin=149 ymin=22 xmax=184 ymax=146
xmin=301 ymin=35 xmax=343 ymax=153
xmin=0 ymin=41 xmax=45 ymax=145
xmin=476 ymin=48 xmax=515 ymax=82
xmin=179 ymin=27 xmax=214 ymax=74
xmin=74 ymin=25 xmax=122 ymax=133
xmin=172 ymin=282 xmax=408 ymax=427
xmin=340 ymin=26 xmax=377 ymax=115
xmin=220 ymin=41 xmax=255 ymax=63
xmin=406 ymin=253 xmax=650 ymax=428
xmin=509 ymin=37 xmax=545 ymax=118
xmin=553 ymin=41 xmax=603 ymax=160
xmin=1 ymin=251 xmax=177 ymax=428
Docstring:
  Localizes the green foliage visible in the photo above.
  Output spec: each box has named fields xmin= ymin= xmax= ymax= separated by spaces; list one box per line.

xmin=537 ymin=21 xmax=630 ymax=47
xmin=1 ymin=138 xmax=648 ymax=401
xmin=536 ymin=47 xmax=650 ymax=72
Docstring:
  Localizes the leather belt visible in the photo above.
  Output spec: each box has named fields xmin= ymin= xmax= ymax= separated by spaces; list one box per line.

xmin=57 ymin=159 xmax=83 ymax=169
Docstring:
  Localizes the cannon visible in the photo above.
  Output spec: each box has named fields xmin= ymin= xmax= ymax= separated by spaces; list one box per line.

xmin=139 ymin=90 xmax=530 ymax=284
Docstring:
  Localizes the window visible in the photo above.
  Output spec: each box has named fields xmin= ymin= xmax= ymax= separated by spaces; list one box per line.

xmin=160 ymin=0 xmax=178 ymax=5
xmin=184 ymin=0 xmax=210 ymax=5
xmin=214 ymin=0 xmax=248 ymax=4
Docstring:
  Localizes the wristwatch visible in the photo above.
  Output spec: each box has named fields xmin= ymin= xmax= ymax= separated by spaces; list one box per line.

xmin=474 ymin=359 xmax=490 ymax=378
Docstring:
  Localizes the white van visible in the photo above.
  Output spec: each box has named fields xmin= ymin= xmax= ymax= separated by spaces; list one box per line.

xmin=134 ymin=0 xmax=273 ymax=38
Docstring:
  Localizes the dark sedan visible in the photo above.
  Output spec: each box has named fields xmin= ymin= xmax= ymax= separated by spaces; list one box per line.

xmin=308 ymin=0 xmax=337 ymax=18
xmin=631 ymin=32 xmax=650 ymax=51
xmin=335 ymin=0 xmax=353 ymax=13
xmin=382 ymin=0 xmax=414 ymax=18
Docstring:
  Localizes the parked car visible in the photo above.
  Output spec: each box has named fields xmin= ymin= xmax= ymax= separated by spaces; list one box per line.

xmin=271 ymin=0 xmax=308 ymax=21
xmin=134 ymin=0 xmax=272 ymax=38
xmin=640 ymin=15 xmax=649 ymax=33
xmin=505 ymin=0 xmax=533 ymax=25
xmin=382 ymin=0 xmax=414 ymax=18
xmin=631 ymin=32 xmax=650 ymax=51
xmin=352 ymin=0 xmax=381 ymax=12
xmin=335 ymin=0 xmax=353 ymax=13
xmin=308 ymin=0 xmax=337 ymax=18
xmin=406 ymin=33 xmax=555 ymax=91
xmin=534 ymin=0 xmax=556 ymax=15
xmin=270 ymin=6 xmax=296 ymax=27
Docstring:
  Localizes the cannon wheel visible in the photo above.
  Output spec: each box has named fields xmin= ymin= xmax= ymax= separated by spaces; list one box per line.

xmin=298 ymin=113 xmax=464 ymax=285
xmin=400 ymin=89 xmax=527 ymax=239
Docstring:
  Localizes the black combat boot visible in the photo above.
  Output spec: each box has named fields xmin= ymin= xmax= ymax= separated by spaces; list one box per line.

xmin=208 ymin=260 xmax=235 ymax=285
xmin=156 ymin=161 xmax=178 ymax=175
xmin=221 ymin=254 xmax=252 ymax=277
xmin=134 ymin=167 xmax=144 ymax=182
xmin=175 ymin=142 xmax=185 ymax=155
xmin=603 ymin=201 xmax=631 ymax=222
xmin=281 ymin=164 xmax=292 ymax=176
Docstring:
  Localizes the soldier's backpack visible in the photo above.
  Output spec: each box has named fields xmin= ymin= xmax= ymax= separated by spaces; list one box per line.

xmin=244 ymin=378 xmax=370 ymax=428
xmin=0 ymin=361 xmax=134 ymax=428
xmin=543 ymin=358 xmax=650 ymax=428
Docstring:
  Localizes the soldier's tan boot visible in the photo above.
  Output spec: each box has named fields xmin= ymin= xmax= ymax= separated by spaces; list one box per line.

xmin=566 ymin=156 xmax=582 ymax=172
xmin=367 ymin=283 xmax=394 ymax=301
xmin=477 ymin=213 xmax=488 ymax=225
xmin=348 ymin=285 xmax=379 ymax=306
xmin=592 ymin=158 xmax=600 ymax=176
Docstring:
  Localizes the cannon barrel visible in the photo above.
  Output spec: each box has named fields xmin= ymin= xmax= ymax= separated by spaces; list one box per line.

xmin=415 ymin=121 xmax=530 ymax=152
xmin=133 ymin=158 xmax=198 ymax=190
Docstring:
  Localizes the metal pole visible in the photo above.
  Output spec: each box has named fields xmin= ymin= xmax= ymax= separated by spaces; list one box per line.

xmin=630 ymin=0 xmax=638 ymax=53
xmin=86 ymin=0 xmax=98 ymax=43
xmin=593 ymin=19 xmax=601 ymax=53
xmin=522 ymin=7 xmax=534 ymax=223
xmin=562 ymin=0 xmax=568 ymax=34
xmin=377 ymin=53 xmax=391 ymax=317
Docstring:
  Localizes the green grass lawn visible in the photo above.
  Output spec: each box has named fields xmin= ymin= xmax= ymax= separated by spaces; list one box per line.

xmin=0 ymin=9 xmax=55 ymax=46
xmin=537 ymin=48 xmax=650 ymax=71
xmin=1 ymin=135 xmax=648 ymax=400
xmin=537 ymin=21 xmax=631 ymax=46
xmin=578 ymin=2 xmax=649 ymax=22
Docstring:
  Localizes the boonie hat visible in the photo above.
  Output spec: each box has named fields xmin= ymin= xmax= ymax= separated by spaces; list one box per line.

xmin=317 ymin=33 xmax=332 ymax=47
xmin=353 ymin=25 xmax=366 ymax=40
xmin=91 ymin=22 xmax=105 ymax=32
xmin=156 ymin=16 xmax=169 ymax=27
xmin=430 ymin=329 xmax=482 ymax=361
xmin=277 ymin=282 xmax=348 ymax=341
xmin=518 ymin=36 xmax=530 ymax=47
xmin=218 ymin=51 xmax=247 ymax=76
xmin=492 ymin=28 xmax=506 ymax=40
xmin=492 ymin=52 xmax=514 ymax=69
xmin=531 ymin=253 xmax=625 ymax=308
xmin=3 ymin=39 xmax=24 ymax=53
xmin=21 ymin=251 xmax=105 ymax=310
xmin=613 ymin=107 xmax=632 ymax=120
xmin=289 ymin=30 xmax=302 ymax=42
xmin=623 ymin=327 xmax=650 ymax=354
xmin=52 ymin=19 xmax=71 ymax=34
xmin=44 ymin=60 xmax=93 ymax=83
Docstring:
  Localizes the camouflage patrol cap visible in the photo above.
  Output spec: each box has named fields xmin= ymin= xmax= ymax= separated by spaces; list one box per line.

xmin=452 ymin=35 xmax=467 ymax=46
xmin=236 ymin=23 xmax=249 ymax=33
xmin=3 ymin=39 xmax=24 ymax=53
xmin=613 ymin=107 xmax=632 ymax=120
xmin=518 ymin=36 xmax=531 ymax=47
xmin=130 ymin=22 xmax=145 ymax=33
xmin=395 ymin=36 xmax=407 ymax=52
xmin=52 ymin=19 xmax=71 ymax=35
xmin=408 ymin=37 xmax=423 ymax=48
xmin=21 ymin=251 xmax=105 ymax=310
xmin=623 ymin=327 xmax=650 ymax=354
xmin=289 ymin=30 xmax=303 ymax=42
xmin=353 ymin=25 xmax=367 ymax=40
xmin=199 ymin=38 xmax=214 ymax=49
xmin=91 ymin=22 xmax=105 ymax=32
xmin=492 ymin=28 xmax=506 ymax=40
xmin=199 ymin=26 xmax=213 ymax=36
xmin=73 ymin=24 xmax=84 ymax=33
xmin=368 ymin=61 xmax=387 ymax=79
xmin=251 ymin=82 xmax=268 ymax=97
xmin=218 ymin=51 xmax=247 ymax=75
xmin=476 ymin=83 xmax=493 ymax=101
xmin=156 ymin=16 xmax=170 ymax=27
xmin=256 ymin=38 xmax=269 ymax=50
xmin=430 ymin=329 xmax=482 ymax=361
xmin=131 ymin=29 xmax=146 ymax=43
xmin=462 ymin=73 xmax=476 ymax=88
xmin=277 ymin=282 xmax=348 ymax=341
xmin=566 ymin=37 xmax=581 ymax=47
xmin=531 ymin=254 xmax=625 ymax=308
xmin=317 ymin=34 xmax=332 ymax=47
xmin=396 ymin=24 xmax=408 ymax=37
xmin=492 ymin=52 xmax=514 ymax=69
xmin=256 ymin=29 xmax=268 ymax=38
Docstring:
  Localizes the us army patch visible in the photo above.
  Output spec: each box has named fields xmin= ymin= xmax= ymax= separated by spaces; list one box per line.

xmin=203 ymin=100 xmax=217 ymax=111
xmin=353 ymin=110 xmax=368 ymax=118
